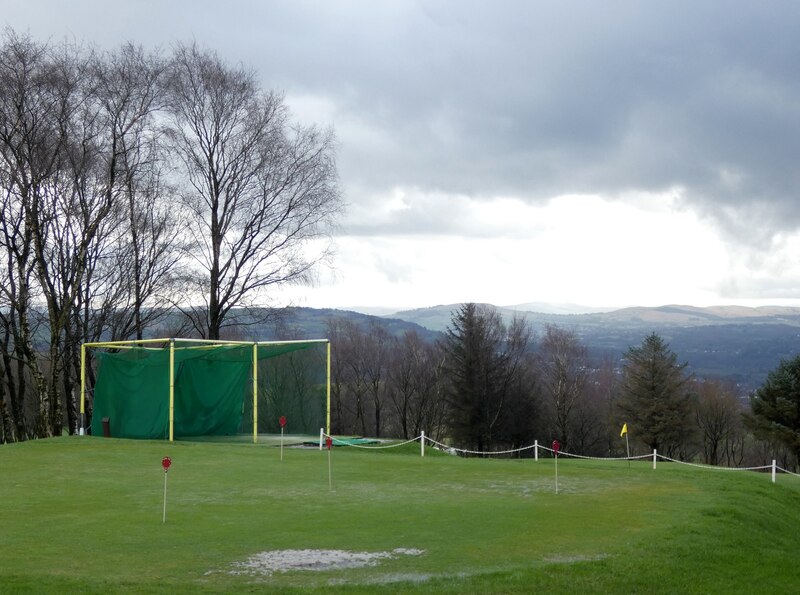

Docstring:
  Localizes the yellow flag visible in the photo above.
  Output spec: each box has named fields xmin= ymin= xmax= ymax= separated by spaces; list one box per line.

xmin=620 ymin=423 xmax=628 ymax=437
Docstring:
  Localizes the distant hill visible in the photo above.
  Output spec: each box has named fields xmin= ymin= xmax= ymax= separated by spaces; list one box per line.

xmin=250 ymin=307 xmax=441 ymax=343
xmin=172 ymin=304 xmax=800 ymax=394
xmin=389 ymin=303 xmax=800 ymax=332
xmin=504 ymin=302 xmax=616 ymax=315
xmin=386 ymin=303 xmax=800 ymax=392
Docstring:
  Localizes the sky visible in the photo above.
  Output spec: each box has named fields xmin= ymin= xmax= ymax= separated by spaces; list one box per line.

xmin=4 ymin=1 xmax=800 ymax=312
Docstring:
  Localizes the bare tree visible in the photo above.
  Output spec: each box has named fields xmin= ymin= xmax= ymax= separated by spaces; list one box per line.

xmin=364 ymin=321 xmax=391 ymax=437
xmin=326 ymin=317 xmax=349 ymax=433
xmin=92 ymin=44 xmax=178 ymax=341
xmin=569 ymin=377 xmax=608 ymax=456
xmin=694 ymin=378 xmax=744 ymax=466
xmin=591 ymin=355 xmax=622 ymax=455
xmin=0 ymin=178 xmax=37 ymax=441
xmin=33 ymin=42 xmax=172 ymax=435
xmin=166 ymin=43 xmax=342 ymax=339
xmin=326 ymin=316 xmax=371 ymax=435
xmin=537 ymin=325 xmax=588 ymax=451
xmin=0 ymin=31 xmax=78 ymax=437
xmin=387 ymin=330 xmax=443 ymax=439
xmin=342 ymin=320 xmax=370 ymax=436
xmin=500 ymin=316 xmax=541 ymax=454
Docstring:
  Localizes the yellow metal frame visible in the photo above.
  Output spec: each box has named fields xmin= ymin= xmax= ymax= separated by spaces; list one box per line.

xmin=79 ymin=337 xmax=331 ymax=442
xmin=326 ymin=341 xmax=331 ymax=435
xmin=252 ymin=343 xmax=258 ymax=444
xmin=169 ymin=339 xmax=175 ymax=441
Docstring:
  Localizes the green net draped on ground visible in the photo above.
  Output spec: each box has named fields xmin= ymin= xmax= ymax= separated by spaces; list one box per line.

xmin=90 ymin=342 xmax=326 ymax=439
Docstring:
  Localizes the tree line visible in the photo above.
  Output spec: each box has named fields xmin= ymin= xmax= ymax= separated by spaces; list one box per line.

xmin=0 ymin=30 xmax=341 ymax=442
xmin=326 ymin=303 xmax=800 ymax=471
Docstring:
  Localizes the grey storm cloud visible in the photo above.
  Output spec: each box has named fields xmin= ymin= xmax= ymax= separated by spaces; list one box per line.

xmin=245 ymin=1 xmax=800 ymax=239
xmin=6 ymin=1 xmax=800 ymax=237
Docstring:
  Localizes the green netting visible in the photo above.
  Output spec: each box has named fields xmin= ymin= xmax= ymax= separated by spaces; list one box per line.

xmin=90 ymin=342 xmax=326 ymax=440
xmin=242 ymin=348 xmax=327 ymax=435
xmin=91 ymin=348 xmax=170 ymax=439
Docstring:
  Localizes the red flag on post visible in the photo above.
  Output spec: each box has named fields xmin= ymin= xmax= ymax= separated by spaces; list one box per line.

xmin=279 ymin=416 xmax=287 ymax=461
xmin=161 ymin=457 xmax=172 ymax=523
xmin=326 ymin=436 xmax=333 ymax=491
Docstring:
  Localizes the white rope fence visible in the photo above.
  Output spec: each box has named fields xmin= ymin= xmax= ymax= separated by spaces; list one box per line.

xmin=777 ymin=465 xmax=800 ymax=478
xmin=320 ymin=432 xmax=420 ymax=450
xmin=425 ymin=436 xmax=539 ymax=457
xmin=538 ymin=445 xmax=652 ymax=462
xmin=319 ymin=428 xmax=799 ymax=484
xmin=657 ymin=454 xmax=771 ymax=472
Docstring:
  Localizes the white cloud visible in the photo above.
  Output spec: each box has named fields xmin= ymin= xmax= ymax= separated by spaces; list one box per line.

xmin=276 ymin=191 xmax=784 ymax=310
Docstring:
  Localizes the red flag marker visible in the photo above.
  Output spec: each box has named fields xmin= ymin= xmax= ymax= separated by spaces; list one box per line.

xmin=161 ymin=457 xmax=172 ymax=523
xmin=279 ymin=416 xmax=287 ymax=461
xmin=326 ymin=436 xmax=333 ymax=490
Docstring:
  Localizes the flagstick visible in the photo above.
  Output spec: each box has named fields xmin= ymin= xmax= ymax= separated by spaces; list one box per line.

xmin=280 ymin=426 xmax=284 ymax=462
xmin=555 ymin=453 xmax=559 ymax=494
xmin=625 ymin=433 xmax=631 ymax=469
xmin=327 ymin=447 xmax=332 ymax=491
xmin=162 ymin=471 xmax=168 ymax=524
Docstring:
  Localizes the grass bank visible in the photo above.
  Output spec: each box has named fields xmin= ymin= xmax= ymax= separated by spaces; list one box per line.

xmin=0 ymin=437 xmax=798 ymax=593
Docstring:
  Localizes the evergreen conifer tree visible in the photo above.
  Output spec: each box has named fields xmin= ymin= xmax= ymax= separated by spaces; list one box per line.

xmin=617 ymin=333 xmax=692 ymax=456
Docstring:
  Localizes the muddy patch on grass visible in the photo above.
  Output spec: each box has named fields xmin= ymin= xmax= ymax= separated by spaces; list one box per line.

xmin=227 ymin=548 xmax=424 ymax=576
xmin=543 ymin=553 xmax=609 ymax=564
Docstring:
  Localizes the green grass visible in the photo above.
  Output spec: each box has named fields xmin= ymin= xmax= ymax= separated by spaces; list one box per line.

xmin=1 ymin=437 xmax=799 ymax=593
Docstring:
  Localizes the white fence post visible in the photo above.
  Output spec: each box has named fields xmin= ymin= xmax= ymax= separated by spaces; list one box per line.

xmin=653 ymin=449 xmax=657 ymax=470
xmin=534 ymin=440 xmax=538 ymax=461
xmin=772 ymin=459 xmax=777 ymax=483
xmin=319 ymin=428 xmax=324 ymax=451
xmin=421 ymin=431 xmax=425 ymax=457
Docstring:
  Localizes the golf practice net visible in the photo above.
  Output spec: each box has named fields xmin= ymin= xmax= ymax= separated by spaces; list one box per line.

xmin=80 ymin=339 xmax=330 ymax=442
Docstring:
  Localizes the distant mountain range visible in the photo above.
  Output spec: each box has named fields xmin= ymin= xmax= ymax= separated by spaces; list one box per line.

xmin=278 ymin=304 xmax=800 ymax=394
xmin=386 ymin=303 xmax=800 ymax=332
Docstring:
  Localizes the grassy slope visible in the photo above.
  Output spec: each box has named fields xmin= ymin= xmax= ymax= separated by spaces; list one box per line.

xmin=0 ymin=437 xmax=798 ymax=593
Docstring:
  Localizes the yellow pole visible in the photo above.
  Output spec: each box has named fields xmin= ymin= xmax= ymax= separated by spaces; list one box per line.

xmin=79 ymin=343 xmax=86 ymax=435
xmin=253 ymin=343 xmax=258 ymax=444
xmin=169 ymin=338 xmax=175 ymax=442
xmin=326 ymin=341 xmax=331 ymax=435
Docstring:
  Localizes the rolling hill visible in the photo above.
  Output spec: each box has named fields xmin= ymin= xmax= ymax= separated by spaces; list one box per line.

xmin=385 ymin=303 xmax=800 ymax=391
xmin=193 ymin=304 xmax=800 ymax=393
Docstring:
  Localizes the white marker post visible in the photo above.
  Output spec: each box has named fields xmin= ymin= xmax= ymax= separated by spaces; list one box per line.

xmin=552 ymin=440 xmax=560 ymax=494
xmin=161 ymin=457 xmax=172 ymax=524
